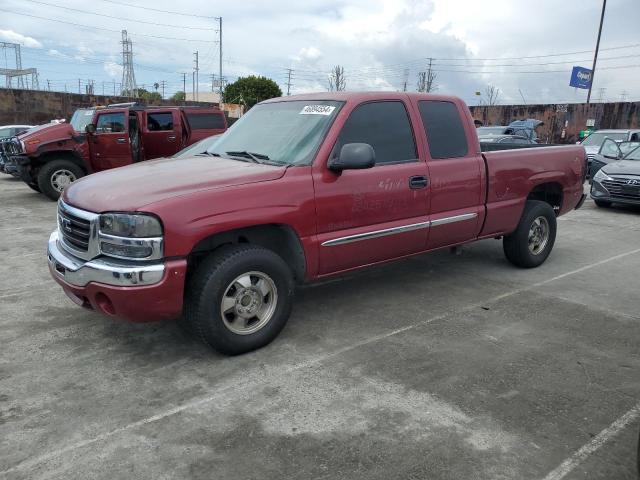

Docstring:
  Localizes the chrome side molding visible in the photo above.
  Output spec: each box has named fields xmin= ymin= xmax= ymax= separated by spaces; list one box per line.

xmin=321 ymin=212 xmax=478 ymax=247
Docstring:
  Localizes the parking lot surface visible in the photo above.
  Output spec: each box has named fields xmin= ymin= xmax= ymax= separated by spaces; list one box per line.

xmin=1 ymin=175 xmax=639 ymax=480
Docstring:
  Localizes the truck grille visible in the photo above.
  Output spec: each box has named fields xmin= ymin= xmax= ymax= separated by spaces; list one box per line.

xmin=58 ymin=206 xmax=91 ymax=251
xmin=601 ymin=177 xmax=640 ymax=200
xmin=1 ymin=138 xmax=23 ymax=156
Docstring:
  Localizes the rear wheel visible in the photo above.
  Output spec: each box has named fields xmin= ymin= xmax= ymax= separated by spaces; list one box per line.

xmin=594 ymin=200 xmax=611 ymax=208
xmin=503 ymin=200 xmax=557 ymax=268
xmin=184 ymin=244 xmax=294 ymax=355
xmin=37 ymin=159 xmax=84 ymax=201
xmin=26 ymin=182 xmax=41 ymax=192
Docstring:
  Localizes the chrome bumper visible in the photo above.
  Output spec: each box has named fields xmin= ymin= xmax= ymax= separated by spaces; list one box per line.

xmin=47 ymin=231 xmax=165 ymax=287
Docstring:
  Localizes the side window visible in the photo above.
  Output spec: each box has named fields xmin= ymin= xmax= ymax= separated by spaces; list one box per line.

xmin=418 ymin=101 xmax=468 ymax=159
xmin=630 ymin=133 xmax=640 ymax=142
xmin=147 ymin=112 xmax=174 ymax=131
xmin=96 ymin=113 xmax=125 ymax=133
xmin=337 ymin=101 xmax=417 ymax=165
xmin=187 ymin=113 xmax=226 ymax=129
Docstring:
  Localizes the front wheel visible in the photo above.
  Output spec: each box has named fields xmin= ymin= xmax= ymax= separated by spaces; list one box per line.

xmin=594 ymin=200 xmax=611 ymax=208
xmin=503 ymin=200 xmax=557 ymax=268
xmin=184 ymin=244 xmax=294 ymax=355
xmin=37 ymin=159 xmax=85 ymax=201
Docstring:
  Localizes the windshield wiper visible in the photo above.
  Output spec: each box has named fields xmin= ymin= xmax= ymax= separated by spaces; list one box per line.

xmin=225 ymin=150 xmax=271 ymax=164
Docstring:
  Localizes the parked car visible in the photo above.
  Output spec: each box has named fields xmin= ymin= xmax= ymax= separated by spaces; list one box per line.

xmin=47 ymin=92 xmax=586 ymax=355
xmin=581 ymin=129 xmax=640 ymax=173
xmin=0 ymin=124 xmax=33 ymax=140
xmin=589 ymin=139 xmax=640 ymax=179
xmin=476 ymin=119 xmax=544 ymax=142
xmin=478 ymin=134 xmax=536 ymax=144
xmin=3 ymin=104 xmax=227 ymax=200
xmin=590 ymin=139 xmax=640 ymax=208
xmin=0 ymin=125 xmax=34 ymax=174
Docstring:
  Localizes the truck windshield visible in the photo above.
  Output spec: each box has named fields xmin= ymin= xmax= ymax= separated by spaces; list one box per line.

xmin=207 ymin=100 xmax=343 ymax=166
xmin=582 ymin=132 xmax=627 ymax=146
xmin=70 ymin=109 xmax=96 ymax=132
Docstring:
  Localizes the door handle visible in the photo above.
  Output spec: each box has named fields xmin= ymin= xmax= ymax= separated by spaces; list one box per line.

xmin=409 ymin=175 xmax=428 ymax=189
xmin=167 ymin=135 xmax=176 ymax=141
xmin=116 ymin=137 xmax=126 ymax=144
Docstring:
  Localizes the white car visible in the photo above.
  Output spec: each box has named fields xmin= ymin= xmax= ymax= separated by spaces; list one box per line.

xmin=0 ymin=124 xmax=34 ymax=140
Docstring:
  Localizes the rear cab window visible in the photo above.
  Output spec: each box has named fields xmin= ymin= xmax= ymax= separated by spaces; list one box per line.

xmin=335 ymin=101 xmax=417 ymax=165
xmin=187 ymin=112 xmax=226 ymax=130
xmin=418 ymin=101 xmax=468 ymax=159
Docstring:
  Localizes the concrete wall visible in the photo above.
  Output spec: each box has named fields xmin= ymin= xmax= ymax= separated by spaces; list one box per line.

xmin=0 ymin=88 xmax=214 ymax=125
xmin=470 ymin=102 xmax=639 ymax=144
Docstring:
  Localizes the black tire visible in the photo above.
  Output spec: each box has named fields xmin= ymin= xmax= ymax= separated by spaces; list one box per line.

xmin=37 ymin=159 xmax=84 ymax=201
xmin=503 ymin=200 xmax=557 ymax=268
xmin=26 ymin=182 xmax=41 ymax=192
xmin=184 ymin=244 xmax=295 ymax=355
xmin=594 ymin=200 xmax=611 ymax=208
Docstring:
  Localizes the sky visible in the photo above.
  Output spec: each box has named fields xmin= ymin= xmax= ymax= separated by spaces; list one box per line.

xmin=1 ymin=0 xmax=639 ymax=105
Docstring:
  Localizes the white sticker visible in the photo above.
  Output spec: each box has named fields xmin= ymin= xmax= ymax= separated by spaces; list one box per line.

xmin=84 ymin=111 xmax=94 ymax=115
xmin=300 ymin=105 xmax=336 ymax=115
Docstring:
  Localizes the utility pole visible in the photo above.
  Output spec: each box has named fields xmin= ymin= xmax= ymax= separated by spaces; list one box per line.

xmin=597 ymin=87 xmax=606 ymax=103
xmin=210 ymin=73 xmax=216 ymax=92
xmin=181 ymin=73 xmax=186 ymax=96
xmin=587 ymin=0 xmax=606 ymax=105
xmin=219 ymin=17 xmax=223 ymax=102
xmin=160 ymin=80 xmax=166 ymax=99
xmin=402 ymin=68 xmax=409 ymax=92
xmin=620 ymin=90 xmax=628 ymax=102
xmin=193 ymin=51 xmax=199 ymax=101
xmin=113 ymin=80 xmax=116 ymax=96
xmin=285 ymin=68 xmax=293 ymax=95
xmin=46 ymin=79 xmax=50 ymax=91
xmin=120 ymin=30 xmax=137 ymax=97
xmin=102 ymin=81 xmax=105 ymax=96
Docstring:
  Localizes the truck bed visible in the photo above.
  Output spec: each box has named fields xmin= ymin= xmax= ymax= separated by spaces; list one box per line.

xmin=480 ymin=145 xmax=587 ymax=237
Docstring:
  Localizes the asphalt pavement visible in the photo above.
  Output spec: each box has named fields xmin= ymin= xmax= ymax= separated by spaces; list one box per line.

xmin=1 ymin=175 xmax=639 ymax=480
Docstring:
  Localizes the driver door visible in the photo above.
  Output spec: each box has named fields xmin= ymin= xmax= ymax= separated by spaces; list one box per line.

xmin=90 ymin=109 xmax=131 ymax=171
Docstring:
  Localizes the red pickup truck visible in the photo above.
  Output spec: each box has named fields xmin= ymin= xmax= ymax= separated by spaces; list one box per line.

xmin=5 ymin=104 xmax=227 ymax=200
xmin=47 ymin=92 xmax=586 ymax=355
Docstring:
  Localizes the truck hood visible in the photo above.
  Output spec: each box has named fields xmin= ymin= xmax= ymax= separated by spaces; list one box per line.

xmin=64 ymin=155 xmax=288 ymax=212
xmin=18 ymin=122 xmax=78 ymax=142
xmin=602 ymin=160 xmax=640 ymax=176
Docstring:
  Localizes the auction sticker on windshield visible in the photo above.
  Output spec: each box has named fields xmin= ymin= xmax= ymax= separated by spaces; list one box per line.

xmin=300 ymin=105 xmax=336 ymax=115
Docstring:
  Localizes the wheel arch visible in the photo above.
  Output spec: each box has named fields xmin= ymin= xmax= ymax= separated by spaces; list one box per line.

xmin=526 ymin=181 xmax=563 ymax=215
xmin=33 ymin=150 xmax=88 ymax=174
xmin=188 ymin=224 xmax=307 ymax=283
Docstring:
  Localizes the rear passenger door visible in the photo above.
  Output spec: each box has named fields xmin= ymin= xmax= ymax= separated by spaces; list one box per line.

xmin=142 ymin=111 xmax=181 ymax=159
xmin=313 ymin=100 xmax=429 ymax=275
xmin=417 ymin=100 xmax=485 ymax=249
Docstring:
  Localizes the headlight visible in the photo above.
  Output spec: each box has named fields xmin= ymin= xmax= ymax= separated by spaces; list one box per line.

xmin=99 ymin=213 xmax=162 ymax=237
xmin=593 ymin=169 xmax=612 ymax=183
xmin=98 ymin=213 xmax=163 ymax=260
xmin=19 ymin=140 xmax=26 ymax=152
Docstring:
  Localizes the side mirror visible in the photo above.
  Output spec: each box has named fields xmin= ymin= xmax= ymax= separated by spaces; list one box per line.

xmin=85 ymin=123 xmax=96 ymax=134
xmin=328 ymin=143 xmax=375 ymax=171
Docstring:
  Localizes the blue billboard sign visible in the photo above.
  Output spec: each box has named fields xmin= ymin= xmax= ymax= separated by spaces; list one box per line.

xmin=570 ymin=66 xmax=592 ymax=89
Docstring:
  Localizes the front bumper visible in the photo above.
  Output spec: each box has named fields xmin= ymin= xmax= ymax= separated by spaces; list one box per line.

xmin=590 ymin=181 xmax=640 ymax=206
xmin=48 ymin=231 xmax=187 ymax=322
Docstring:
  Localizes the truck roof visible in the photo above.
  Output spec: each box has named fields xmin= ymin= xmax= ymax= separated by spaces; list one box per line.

xmin=261 ymin=91 xmax=463 ymax=103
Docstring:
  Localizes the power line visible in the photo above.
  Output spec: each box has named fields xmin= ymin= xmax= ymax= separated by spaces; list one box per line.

xmin=21 ymin=0 xmax=217 ymax=30
xmin=95 ymin=0 xmax=220 ymax=19
xmin=1 ymin=9 xmax=217 ymax=43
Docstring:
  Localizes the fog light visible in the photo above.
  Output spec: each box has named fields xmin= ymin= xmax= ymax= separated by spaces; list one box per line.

xmin=101 ymin=242 xmax=152 ymax=258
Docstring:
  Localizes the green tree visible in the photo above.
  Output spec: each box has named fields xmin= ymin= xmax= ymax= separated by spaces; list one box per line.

xmin=222 ymin=75 xmax=282 ymax=108
xmin=121 ymin=88 xmax=162 ymax=103
xmin=170 ymin=91 xmax=186 ymax=102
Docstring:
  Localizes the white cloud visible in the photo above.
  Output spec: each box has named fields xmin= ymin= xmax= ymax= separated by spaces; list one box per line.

xmin=103 ymin=61 xmax=123 ymax=78
xmin=0 ymin=29 xmax=42 ymax=48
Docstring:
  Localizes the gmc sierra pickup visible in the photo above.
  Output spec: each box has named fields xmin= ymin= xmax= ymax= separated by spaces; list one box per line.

xmin=47 ymin=92 xmax=587 ymax=355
